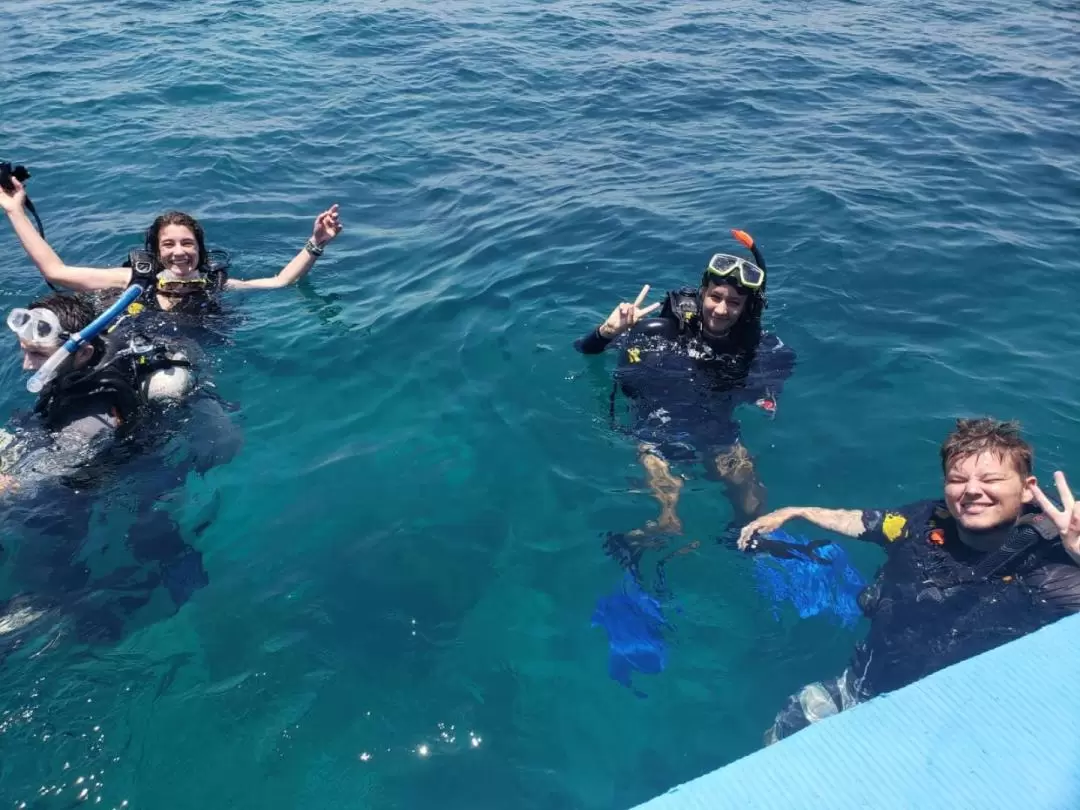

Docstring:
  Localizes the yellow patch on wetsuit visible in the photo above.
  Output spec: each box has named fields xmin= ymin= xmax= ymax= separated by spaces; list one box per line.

xmin=627 ymin=348 xmax=642 ymax=364
xmin=107 ymin=301 xmax=146 ymax=334
xmin=882 ymin=513 xmax=907 ymax=542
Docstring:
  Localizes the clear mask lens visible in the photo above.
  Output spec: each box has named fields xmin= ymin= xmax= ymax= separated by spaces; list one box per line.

xmin=7 ymin=307 xmax=64 ymax=346
xmin=706 ymin=254 xmax=764 ymax=289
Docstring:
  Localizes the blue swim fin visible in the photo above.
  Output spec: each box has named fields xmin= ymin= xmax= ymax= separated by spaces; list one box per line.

xmin=752 ymin=530 xmax=866 ymax=627
xmin=592 ymin=573 xmax=671 ymax=697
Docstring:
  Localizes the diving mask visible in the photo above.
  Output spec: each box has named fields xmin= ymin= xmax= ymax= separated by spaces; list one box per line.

xmin=156 ymin=270 xmax=208 ymax=295
xmin=7 ymin=307 xmax=66 ymax=347
xmin=704 ymin=253 xmax=765 ymax=291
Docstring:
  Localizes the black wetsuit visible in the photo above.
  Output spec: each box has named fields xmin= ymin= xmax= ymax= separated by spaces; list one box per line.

xmin=575 ymin=293 xmax=795 ymax=462
xmin=84 ymin=251 xmax=235 ymax=363
xmin=0 ymin=335 xmax=220 ymax=646
xmin=769 ymin=500 xmax=1080 ymax=741
xmin=120 ymin=248 xmax=229 ymax=314
xmin=93 ymin=286 xmax=231 ymax=358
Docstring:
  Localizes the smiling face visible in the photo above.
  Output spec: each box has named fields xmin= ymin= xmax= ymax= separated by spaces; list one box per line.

xmin=156 ymin=223 xmax=201 ymax=279
xmin=700 ymin=281 xmax=749 ymax=336
xmin=943 ymin=451 xmax=1035 ymax=532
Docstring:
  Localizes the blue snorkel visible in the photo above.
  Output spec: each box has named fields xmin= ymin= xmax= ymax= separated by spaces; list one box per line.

xmin=26 ymin=284 xmax=143 ymax=394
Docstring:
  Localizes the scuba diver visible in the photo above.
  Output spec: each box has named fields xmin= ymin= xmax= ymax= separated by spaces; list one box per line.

xmin=0 ymin=292 xmax=238 ymax=647
xmin=579 ymin=231 xmax=794 ymax=695
xmin=738 ymin=417 xmax=1080 ymax=743
xmin=0 ymin=172 xmax=343 ymax=319
xmin=0 ymin=293 xmax=187 ymax=489
xmin=575 ymin=230 xmax=795 ymax=555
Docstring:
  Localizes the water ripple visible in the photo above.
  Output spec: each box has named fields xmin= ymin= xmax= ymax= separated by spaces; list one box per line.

xmin=1 ymin=0 xmax=1079 ymax=807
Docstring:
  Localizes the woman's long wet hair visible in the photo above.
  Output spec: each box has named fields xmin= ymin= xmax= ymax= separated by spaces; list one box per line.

xmin=145 ymin=211 xmax=209 ymax=272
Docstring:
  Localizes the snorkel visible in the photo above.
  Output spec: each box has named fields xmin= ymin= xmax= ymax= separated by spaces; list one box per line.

xmin=26 ymin=284 xmax=144 ymax=393
xmin=731 ymin=229 xmax=767 ymax=277
xmin=700 ymin=229 xmax=768 ymax=297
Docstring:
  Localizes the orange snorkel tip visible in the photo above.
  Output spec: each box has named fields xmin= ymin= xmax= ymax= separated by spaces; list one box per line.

xmin=730 ymin=228 xmax=766 ymax=275
xmin=731 ymin=229 xmax=755 ymax=250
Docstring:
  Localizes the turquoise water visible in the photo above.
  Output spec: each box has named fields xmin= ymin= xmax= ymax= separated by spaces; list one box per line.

xmin=1 ymin=0 xmax=1078 ymax=807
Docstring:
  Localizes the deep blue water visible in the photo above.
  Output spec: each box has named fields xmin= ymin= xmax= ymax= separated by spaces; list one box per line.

xmin=1 ymin=0 xmax=1078 ymax=807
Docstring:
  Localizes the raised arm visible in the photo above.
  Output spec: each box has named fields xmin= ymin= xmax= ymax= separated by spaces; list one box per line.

xmin=574 ymin=284 xmax=661 ymax=354
xmin=226 ymin=205 xmax=343 ymax=292
xmin=0 ymin=178 xmax=129 ymax=292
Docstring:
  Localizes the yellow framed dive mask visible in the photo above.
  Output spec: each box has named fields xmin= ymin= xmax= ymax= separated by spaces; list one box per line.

xmin=704 ymin=253 xmax=765 ymax=291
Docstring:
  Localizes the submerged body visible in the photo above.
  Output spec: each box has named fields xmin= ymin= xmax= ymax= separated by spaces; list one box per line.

xmin=0 ymin=294 xmax=242 ymax=653
xmin=741 ymin=419 xmax=1080 ymax=743
xmin=577 ymin=282 xmax=794 ymax=544
xmin=767 ymin=499 xmax=1080 ymax=741
xmin=576 ymin=234 xmax=790 ymax=538
xmin=610 ymin=308 xmax=793 ymax=464
xmin=0 ymin=386 xmax=242 ymax=650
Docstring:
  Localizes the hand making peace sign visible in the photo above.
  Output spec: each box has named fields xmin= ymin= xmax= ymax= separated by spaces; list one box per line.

xmin=1031 ymin=471 xmax=1080 ymax=564
xmin=598 ymin=284 xmax=661 ymax=339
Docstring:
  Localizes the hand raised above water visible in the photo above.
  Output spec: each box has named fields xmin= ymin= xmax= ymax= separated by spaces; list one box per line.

xmin=599 ymin=284 xmax=661 ymax=339
xmin=0 ymin=176 xmax=27 ymax=215
xmin=1031 ymin=471 xmax=1080 ymax=563
xmin=311 ymin=204 xmax=343 ymax=247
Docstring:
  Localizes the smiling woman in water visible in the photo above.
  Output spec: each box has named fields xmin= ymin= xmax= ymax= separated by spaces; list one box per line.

xmin=0 ymin=176 xmax=343 ymax=315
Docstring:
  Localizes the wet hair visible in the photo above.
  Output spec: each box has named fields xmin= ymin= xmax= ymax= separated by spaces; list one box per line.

xmin=145 ymin=211 xmax=208 ymax=271
xmin=28 ymin=293 xmax=96 ymax=335
xmin=700 ymin=275 xmax=766 ymax=351
xmin=941 ymin=418 xmax=1033 ymax=478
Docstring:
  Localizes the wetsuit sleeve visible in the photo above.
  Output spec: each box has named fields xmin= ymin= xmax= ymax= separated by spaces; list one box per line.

xmin=574 ymin=327 xmax=614 ymax=355
xmin=5 ymin=409 xmax=119 ymax=495
xmin=857 ymin=500 xmax=938 ymax=547
xmin=732 ymin=333 xmax=796 ymax=406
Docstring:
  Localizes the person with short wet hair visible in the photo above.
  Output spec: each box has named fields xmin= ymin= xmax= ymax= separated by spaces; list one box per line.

xmin=740 ymin=417 xmax=1080 ymax=743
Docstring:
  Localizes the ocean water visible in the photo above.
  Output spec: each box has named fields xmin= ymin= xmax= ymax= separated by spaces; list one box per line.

xmin=1 ymin=0 xmax=1078 ymax=807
